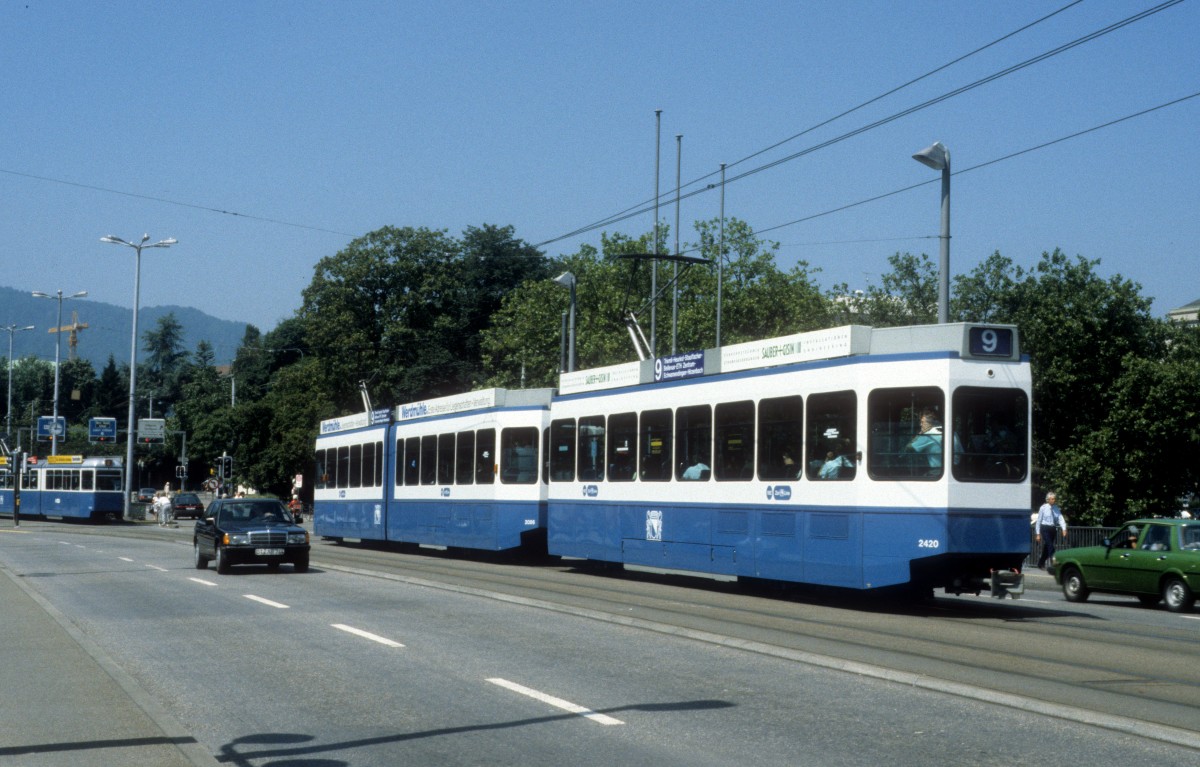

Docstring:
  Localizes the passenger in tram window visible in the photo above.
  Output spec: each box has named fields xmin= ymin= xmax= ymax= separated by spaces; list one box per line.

xmin=907 ymin=409 xmax=945 ymax=469
xmin=681 ymin=453 xmax=710 ymax=480
xmin=781 ymin=448 xmax=800 ymax=479
xmin=818 ymin=451 xmax=853 ymax=479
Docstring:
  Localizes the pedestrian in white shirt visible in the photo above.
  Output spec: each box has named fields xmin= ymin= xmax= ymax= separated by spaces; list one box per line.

xmin=1034 ymin=491 xmax=1067 ymax=570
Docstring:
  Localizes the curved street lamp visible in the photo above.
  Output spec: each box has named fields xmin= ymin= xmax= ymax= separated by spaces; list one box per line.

xmin=3 ymin=323 xmax=35 ymax=444
xmin=101 ymin=234 xmax=177 ymax=519
xmin=31 ymin=289 xmax=88 ymax=455
xmin=912 ymin=141 xmax=950 ymax=324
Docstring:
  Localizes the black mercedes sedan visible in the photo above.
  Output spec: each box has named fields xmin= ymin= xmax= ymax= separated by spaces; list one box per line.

xmin=194 ymin=498 xmax=310 ymax=574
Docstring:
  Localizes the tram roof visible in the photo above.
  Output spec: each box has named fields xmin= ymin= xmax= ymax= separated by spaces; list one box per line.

xmin=319 ymin=388 xmax=555 ymax=435
xmin=557 ymin=322 xmax=1020 ymax=395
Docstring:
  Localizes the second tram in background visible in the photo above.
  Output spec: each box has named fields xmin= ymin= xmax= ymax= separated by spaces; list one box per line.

xmin=314 ymin=388 xmax=553 ymax=550
xmin=0 ymin=455 xmax=125 ymax=522
xmin=313 ymin=322 xmax=1031 ymax=597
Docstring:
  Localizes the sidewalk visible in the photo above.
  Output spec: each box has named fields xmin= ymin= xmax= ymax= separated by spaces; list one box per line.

xmin=0 ymin=562 xmax=219 ymax=767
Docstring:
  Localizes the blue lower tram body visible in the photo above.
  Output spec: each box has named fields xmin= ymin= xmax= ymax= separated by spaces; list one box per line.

xmin=548 ymin=500 xmax=1030 ymax=590
xmin=6 ymin=491 xmax=125 ymax=521
xmin=315 ymin=499 xmax=547 ymax=552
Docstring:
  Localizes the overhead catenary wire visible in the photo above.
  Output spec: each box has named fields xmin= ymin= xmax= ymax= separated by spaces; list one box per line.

xmin=660 ymin=89 xmax=1200 ymax=259
xmin=542 ymin=0 xmax=1088 ymax=244
xmin=535 ymin=0 xmax=1184 ymax=249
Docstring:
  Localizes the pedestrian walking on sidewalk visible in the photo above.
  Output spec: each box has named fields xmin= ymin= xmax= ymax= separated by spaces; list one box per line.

xmin=1034 ymin=491 xmax=1067 ymax=570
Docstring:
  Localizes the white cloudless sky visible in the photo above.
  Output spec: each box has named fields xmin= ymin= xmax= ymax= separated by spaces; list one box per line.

xmin=2 ymin=0 xmax=1196 ymax=333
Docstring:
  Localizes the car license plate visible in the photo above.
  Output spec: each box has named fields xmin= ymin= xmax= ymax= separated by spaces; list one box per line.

xmin=255 ymin=548 xmax=285 ymax=556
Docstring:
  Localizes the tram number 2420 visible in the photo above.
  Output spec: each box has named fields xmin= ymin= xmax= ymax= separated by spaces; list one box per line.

xmin=918 ymin=539 xmax=942 ymax=549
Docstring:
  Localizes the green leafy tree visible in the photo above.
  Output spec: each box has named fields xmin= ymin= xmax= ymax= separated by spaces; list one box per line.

xmin=481 ymin=219 xmax=830 ymax=386
xmin=141 ymin=313 xmax=188 ymax=415
xmin=829 ymin=252 xmax=937 ymax=327
xmin=951 ymin=249 xmax=1167 ymax=523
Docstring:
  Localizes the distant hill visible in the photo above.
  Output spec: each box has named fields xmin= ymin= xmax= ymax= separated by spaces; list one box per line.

xmin=0 ymin=286 xmax=251 ymax=368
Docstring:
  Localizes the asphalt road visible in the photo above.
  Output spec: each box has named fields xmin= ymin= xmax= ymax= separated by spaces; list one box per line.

xmin=2 ymin=519 xmax=1198 ymax=766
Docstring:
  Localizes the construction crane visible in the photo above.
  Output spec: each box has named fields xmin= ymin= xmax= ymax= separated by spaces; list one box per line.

xmin=48 ymin=310 xmax=89 ymax=361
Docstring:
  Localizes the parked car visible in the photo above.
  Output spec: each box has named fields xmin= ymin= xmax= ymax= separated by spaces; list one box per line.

xmin=193 ymin=498 xmax=310 ymax=574
xmin=171 ymin=492 xmax=205 ymax=520
xmin=1053 ymin=519 xmax=1200 ymax=612
xmin=137 ymin=487 xmax=157 ymax=504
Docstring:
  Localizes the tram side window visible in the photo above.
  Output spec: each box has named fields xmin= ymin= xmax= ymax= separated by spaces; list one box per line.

xmin=336 ymin=445 xmax=350 ymax=488
xmin=349 ymin=444 xmax=363 ymax=488
xmin=577 ymin=416 xmax=605 ymax=481
xmin=501 ymin=426 xmax=539 ymax=484
xmin=437 ymin=433 xmax=455 ymax=485
xmin=758 ymin=395 xmax=803 ymax=481
xmin=82 ymin=470 xmax=94 ymax=491
xmin=675 ymin=405 xmax=712 ymax=481
xmin=549 ymin=419 xmax=576 ymax=481
xmin=476 ymin=428 xmax=496 ymax=484
xmin=22 ymin=469 xmax=38 ymax=490
xmin=0 ymin=471 xmax=11 ymax=490
xmin=606 ymin=412 xmax=637 ymax=482
xmin=373 ymin=441 xmax=384 ymax=487
xmin=361 ymin=442 xmax=377 ymax=487
xmin=640 ymin=409 xmax=673 ymax=482
xmin=868 ymin=387 xmax=945 ymax=480
xmin=951 ymin=387 xmax=1028 ymax=482
xmin=315 ymin=449 xmax=329 ymax=490
xmin=420 ymin=435 xmax=438 ymax=485
xmin=97 ymin=469 xmax=123 ymax=492
xmin=715 ymin=400 xmax=754 ymax=481
xmin=394 ymin=439 xmax=404 ymax=486
xmin=405 ymin=436 xmax=421 ymax=485
xmin=806 ymin=391 xmax=857 ymax=481
xmin=456 ymin=430 xmax=475 ymax=485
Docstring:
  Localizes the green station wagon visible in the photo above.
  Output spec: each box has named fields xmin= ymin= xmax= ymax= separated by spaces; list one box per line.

xmin=1053 ymin=519 xmax=1200 ymax=612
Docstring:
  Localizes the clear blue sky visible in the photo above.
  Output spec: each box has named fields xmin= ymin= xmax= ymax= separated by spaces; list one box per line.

xmin=3 ymin=1 xmax=1196 ymax=336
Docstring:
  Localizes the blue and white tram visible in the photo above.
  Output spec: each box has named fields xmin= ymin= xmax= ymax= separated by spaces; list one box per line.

xmin=546 ymin=324 xmax=1031 ymax=596
xmin=314 ymin=388 xmax=553 ymax=550
xmin=3 ymin=455 xmax=125 ymax=521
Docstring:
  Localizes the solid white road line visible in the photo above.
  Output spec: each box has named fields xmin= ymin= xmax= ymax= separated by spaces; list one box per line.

xmin=487 ymin=678 xmax=624 ymax=726
xmin=244 ymin=594 xmax=289 ymax=609
xmin=331 ymin=623 xmax=404 ymax=647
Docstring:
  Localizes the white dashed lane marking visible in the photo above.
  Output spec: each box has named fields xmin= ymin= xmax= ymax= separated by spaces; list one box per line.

xmin=331 ymin=624 xmax=404 ymax=647
xmin=487 ymin=678 xmax=624 ymax=726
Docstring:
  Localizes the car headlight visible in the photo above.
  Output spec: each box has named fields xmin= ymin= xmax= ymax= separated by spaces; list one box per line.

xmin=288 ymin=531 xmax=309 ymax=545
xmin=223 ymin=533 xmax=250 ymax=545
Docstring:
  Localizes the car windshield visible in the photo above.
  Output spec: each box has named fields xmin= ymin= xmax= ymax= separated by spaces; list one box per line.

xmin=218 ymin=501 xmax=291 ymax=526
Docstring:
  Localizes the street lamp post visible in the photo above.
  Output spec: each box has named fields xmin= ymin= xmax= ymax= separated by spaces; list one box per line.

xmin=101 ymin=234 xmax=177 ymax=519
xmin=31 ymin=290 xmax=87 ymax=455
xmin=3 ymin=324 xmax=35 ymax=443
xmin=553 ymin=272 xmax=577 ymax=373
xmin=912 ymin=141 xmax=950 ymax=324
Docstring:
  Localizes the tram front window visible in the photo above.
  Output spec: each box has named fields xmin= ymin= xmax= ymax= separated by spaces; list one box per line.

xmin=951 ymin=387 xmax=1028 ymax=482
